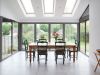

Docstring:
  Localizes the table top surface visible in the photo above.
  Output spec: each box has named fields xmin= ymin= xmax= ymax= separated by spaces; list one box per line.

xmin=29 ymin=42 xmax=76 ymax=46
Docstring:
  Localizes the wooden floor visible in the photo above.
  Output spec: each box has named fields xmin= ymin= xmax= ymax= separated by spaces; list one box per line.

xmin=0 ymin=51 xmax=100 ymax=75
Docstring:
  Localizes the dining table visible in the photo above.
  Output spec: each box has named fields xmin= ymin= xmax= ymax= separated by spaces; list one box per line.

xmin=29 ymin=42 xmax=76 ymax=63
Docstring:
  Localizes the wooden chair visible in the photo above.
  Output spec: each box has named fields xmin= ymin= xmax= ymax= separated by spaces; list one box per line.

xmin=39 ymin=39 xmax=47 ymax=42
xmin=94 ymin=50 xmax=100 ymax=72
xmin=37 ymin=41 xmax=48 ymax=64
xmin=67 ymin=40 xmax=79 ymax=60
xmin=56 ymin=39 xmax=64 ymax=42
xmin=23 ymin=39 xmax=35 ymax=61
xmin=55 ymin=41 xmax=66 ymax=64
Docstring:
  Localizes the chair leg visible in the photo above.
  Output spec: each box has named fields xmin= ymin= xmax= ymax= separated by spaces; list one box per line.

xmin=67 ymin=50 xmax=69 ymax=58
xmin=63 ymin=55 xmax=65 ymax=64
xmin=56 ymin=55 xmax=57 ymax=64
xmin=94 ymin=61 xmax=100 ymax=72
xmin=45 ymin=55 xmax=47 ymax=64
xmin=38 ymin=54 xmax=39 ymax=64
xmin=33 ymin=52 xmax=35 ymax=61
xmin=34 ymin=51 xmax=35 ymax=57
xmin=69 ymin=52 xmax=71 ymax=61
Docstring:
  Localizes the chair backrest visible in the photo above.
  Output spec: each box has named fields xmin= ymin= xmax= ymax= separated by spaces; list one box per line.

xmin=75 ymin=40 xmax=79 ymax=51
xmin=39 ymin=39 xmax=47 ymax=42
xmin=23 ymin=39 xmax=28 ymax=50
xmin=55 ymin=41 xmax=66 ymax=51
xmin=37 ymin=41 xmax=48 ymax=51
xmin=56 ymin=39 xmax=64 ymax=42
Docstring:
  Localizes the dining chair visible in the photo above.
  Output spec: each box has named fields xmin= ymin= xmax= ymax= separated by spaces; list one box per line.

xmin=56 ymin=38 xmax=64 ymax=42
xmin=37 ymin=41 xmax=48 ymax=64
xmin=39 ymin=39 xmax=47 ymax=42
xmin=67 ymin=40 xmax=79 ymax=60
xmin=23 ymin=39 xmax=35 ymax=61
xmin=55 ymin=41 xmax=66 ymax=64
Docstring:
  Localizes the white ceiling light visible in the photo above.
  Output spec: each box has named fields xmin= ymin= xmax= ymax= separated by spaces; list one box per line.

xmin=17 ymin=0 xmax=35 ymax=17
xmin=42 ymin=0 xmax=55 ymax=17
xmin=64 ymin=0 xmax=77 ymax=14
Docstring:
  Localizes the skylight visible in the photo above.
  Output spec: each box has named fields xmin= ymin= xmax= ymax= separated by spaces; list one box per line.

xmin=64 ymin=0 xmax=77 ymax=14
xmin=42 ymin=0 xmax=55 ymax=14
xmin=17 ymin=0 xmax=35 ymax=17
xmin=44 ymin=14 xmax=54 ymax=17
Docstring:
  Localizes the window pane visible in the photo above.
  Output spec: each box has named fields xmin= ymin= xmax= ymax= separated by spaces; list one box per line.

xmin=43 ymin=0 xmax=54 ymax=13
xmin=51 ymin=24 xmax=63 ymax=42
xmin=2 ymin=22 xmax=12 ymax=59
xmin=18 ymin=0 xmax=34 ymax=13
xmin=36 ymin=24 xmax=49 ymax=41
xmin=80 ymin=22 xmax=85 ymax=53
xmin=13 ymin=22 xmax=18 ymax=53
xmin=86 ymin=21 xmax=89 ymax=55
xmin=22 ymin=24 xmax=34 ymax=43
xmin=65 ymin=24 xmax=77 ymax=44
xmin=64 ymin=0 xmax=77 ymax=13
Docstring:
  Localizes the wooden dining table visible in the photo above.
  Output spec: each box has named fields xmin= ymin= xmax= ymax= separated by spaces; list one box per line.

xmin=29 ymin=42 xmax=76 ymax=63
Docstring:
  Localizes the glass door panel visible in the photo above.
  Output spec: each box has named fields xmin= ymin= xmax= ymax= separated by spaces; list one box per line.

xmin=36 ymin=24 xmax=49 ymax=41
xmin=2 ymin=22 xmax=12 ymax=59
xmin=86 ymin=21 xmax=89 ymax=55
xmin=65 ymin=24 xmax=77 ymax=44
xmin=80 ymin=22 xmax=85 ymax=53
xmin=51 ymin=24 xmax=63 ymax=42
xmin=13 ymin=22 xmax=18 ymax=53
xmin=22 ymin=24 xmax=34 ymax=43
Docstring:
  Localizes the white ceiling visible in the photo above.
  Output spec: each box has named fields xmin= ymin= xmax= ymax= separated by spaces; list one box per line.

xmin=1 ymin=0 xmax=90 ymax=22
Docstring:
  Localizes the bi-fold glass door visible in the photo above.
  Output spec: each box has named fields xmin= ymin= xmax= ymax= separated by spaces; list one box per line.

xmin=2 ymin=22 xmax=18 ymax=59
xmin=80 ymin=20 xmax=89 ymax=55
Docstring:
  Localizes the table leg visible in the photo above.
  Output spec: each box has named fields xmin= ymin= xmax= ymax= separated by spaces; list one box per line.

xmin=94 ymin=60 xmax=100 ymax=72
xmin=94 ymin=53 xmax=100 ymax=72
xmin=29 ymin=47 xmax=31 ymax=63
xmin=73 ymin=47 xmax=75 ymax=62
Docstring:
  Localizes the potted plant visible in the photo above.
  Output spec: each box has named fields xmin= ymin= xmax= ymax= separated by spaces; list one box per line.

xmin=52 ymin=32 xmax=59 ymax=41
xmin=40 ymin=34 xmax=45 ymax=39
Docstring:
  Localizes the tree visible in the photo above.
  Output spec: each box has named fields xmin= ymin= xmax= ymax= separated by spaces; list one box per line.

xmin=13 ymin=22 xmax=18 ymax=28
xmin=51 ymin=24 xmax=62 ymax=32
xmin=40 ymin=24 xmax=48 ymax=32
xmin=23 ymin=24 xmax=33 ymax=33
xmin=2 ymin=23 xmax=11 ymax=35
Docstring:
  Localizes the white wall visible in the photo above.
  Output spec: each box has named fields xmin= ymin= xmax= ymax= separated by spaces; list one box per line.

xmin=1 ymin=0 xmax=17 ymax=21
xmin=0 ymin=0 xmax=1 ymax=16
xmin=18 ymin=17 xmax=79 ymax=23
xmin=89 ymin=0 xmax=100 ymax=66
